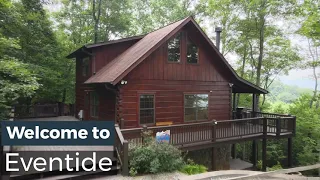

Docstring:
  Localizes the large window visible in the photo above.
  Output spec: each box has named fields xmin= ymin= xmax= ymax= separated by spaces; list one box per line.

xmin=187 ymin=37 xmax=198 ymax=64
xmin=82 ymin=57 xmax=89 ymax=76
xmin=90 ymin=91 xmax=99 ymax=117
xmin=139 ymin=94 xmax=155 ymax=124
xmin=184 ymin=94 xmax=208 ymax=121
xmin=167 ymin=32 xmax=181 ymax=63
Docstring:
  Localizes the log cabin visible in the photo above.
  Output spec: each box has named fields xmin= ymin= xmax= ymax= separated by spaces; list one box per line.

xmin=67 ymin=16 xmax=296 ymax=175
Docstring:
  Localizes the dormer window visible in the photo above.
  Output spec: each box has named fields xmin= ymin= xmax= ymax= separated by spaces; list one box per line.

xmin=167 ymin=32 xmax=181 ymax=63
xmin=82 ymin=57 xmax=89 ymax=76
xmin=187 ymin=37 xmax=198 ymax=64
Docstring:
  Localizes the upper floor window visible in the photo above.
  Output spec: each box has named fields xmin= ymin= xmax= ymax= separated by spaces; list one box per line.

xmin=82 ymin=57 xmax=89 ymax=76
xmin=167 ymin=32 xmax=181 ymax=63
xmin=187 ymin=37 xmax=198 ymax=64
xmin=90 ymin=91 xmax=99 ymax=117
xmin=184 ymin=94 xmax=208 ymax=121
xmin=139 ymin=94 xmax=155 ymax=124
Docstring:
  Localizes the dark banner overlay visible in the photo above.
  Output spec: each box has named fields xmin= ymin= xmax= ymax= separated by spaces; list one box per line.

xmin=2 ymin=151 xmax=115 ymax=175
xmin=0 ymin=120 xmax=116 ymax=175
xmin=1 ymin=121 xmax=114 ymax=145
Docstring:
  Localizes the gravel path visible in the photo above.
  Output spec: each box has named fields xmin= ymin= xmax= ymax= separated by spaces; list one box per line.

xmin=90 ymin=170 xmax=316 ymax=180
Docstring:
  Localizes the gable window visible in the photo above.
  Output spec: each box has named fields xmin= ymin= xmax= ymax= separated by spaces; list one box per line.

xmin=90 ymin=91 xmax=99 ymax=117
xmin=187 ymin=37 xmax=198 ymax=64
xmin=139 ymin=94 xmax=155 ymax=124
xmin=167 ymin=32 xmax=181 ymax=63
xmin=82 ymin=57 xmax=89 ymax=76
xmin=184 ymin=94 xmax=208 ymax=121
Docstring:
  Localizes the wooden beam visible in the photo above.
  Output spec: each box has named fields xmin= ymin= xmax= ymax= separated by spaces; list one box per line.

xmin=262 ymin=138 xmax=267 ymax=171
xmin=288 ymin=137 xmax=293 ymax=168
xmin=212 ymin=147 xmax=216 ymax=171
xmin=231 ymin=144 xmax=236 ymax=159
xmin=252 ymin=140 xmax=257 ymax=168
xmin=252 ymin=94 xmax=258 ymax=112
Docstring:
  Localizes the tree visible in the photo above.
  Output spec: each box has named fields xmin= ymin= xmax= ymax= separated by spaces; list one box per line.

xmin=0 ymin=0 xmax=39 ymax=119
xmin=55 ymin=0 xmax=132 ymax=45
xmin=129 ymin=0 xmax=204 ymax=35
xmin=298 ymin=0 xmax=320 ymax=108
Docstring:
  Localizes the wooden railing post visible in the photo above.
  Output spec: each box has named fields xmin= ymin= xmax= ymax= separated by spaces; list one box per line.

xmin=276 ymin=117 xmax=281 ymax=136
xmin=263 ymin=117 xmax=267 ymax=136
xmin=211 ymin=120 xmax=217 ymax=142
xmin=141 ymin=125 xmax=148 ymax=144
xmin=122 ymin=140 xmax=129 ymax=176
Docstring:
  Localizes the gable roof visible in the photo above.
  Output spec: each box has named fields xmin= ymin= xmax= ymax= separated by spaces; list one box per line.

xmin=83 ymin=16 xmax=268 ymax=94
xmin=85 ymin=17 xmax=190 ymax=85
xmin=66 ymin=35 xmax=144 ymax=58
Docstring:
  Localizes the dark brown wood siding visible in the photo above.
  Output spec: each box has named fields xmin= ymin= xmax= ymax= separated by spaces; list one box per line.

xmin=75 ymin=40 xmax=138 ymax=120
xmin=120 ymin=80 xmax=231 ymax=128
xmin=121 ymin=30 xmax=231 ymax=128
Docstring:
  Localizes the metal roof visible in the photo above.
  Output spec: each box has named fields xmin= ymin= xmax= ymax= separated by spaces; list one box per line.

xmin=78 ymin=16 xmax=267 ymax=94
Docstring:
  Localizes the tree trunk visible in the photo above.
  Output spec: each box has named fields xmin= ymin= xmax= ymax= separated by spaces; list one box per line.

xmin=256 ymin=18 xmax=265 ymax=87
xmin=236 ymin=43 xmax=248 ymax=107
xmin=92 ymin=0 xmax=102 ymax=43
xmin=310 ymin=65 xmax=318 ymax=108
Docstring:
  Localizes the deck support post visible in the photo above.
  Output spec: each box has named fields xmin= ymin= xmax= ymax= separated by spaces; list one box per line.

xmin=212 ymin=147 xmax=216 ymax=171
xmin=211 ymin=120 xmax=217 ymax=171
xmin=262 ymin=138 xmax=267 ymax=171
xmin=262 ymin=117 xmax=267 ymax=171
xmin=288 ymin=137 xmax=293 ymax=168
xmin=231 ymin=144 xmax=236 ymax=159
xmin=252 ymin=140 xmax=257 ymax=168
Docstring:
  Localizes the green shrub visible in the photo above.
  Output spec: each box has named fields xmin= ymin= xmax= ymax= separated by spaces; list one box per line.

xmin=268 ymin=161 xmax=283 ymax=171
xmin=129 ymin=167 xmax=137 ymax=176
xmin=257 ymin=160 xmax=262 ymax=170
xmin=129 ymin=138 xmax=184 ymax=175
xmin=180 ymin=164 xmax=207 ymax=175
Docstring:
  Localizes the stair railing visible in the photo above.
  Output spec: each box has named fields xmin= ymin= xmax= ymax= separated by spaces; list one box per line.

xmin=115 ymin=124 xmax=129 ymax=176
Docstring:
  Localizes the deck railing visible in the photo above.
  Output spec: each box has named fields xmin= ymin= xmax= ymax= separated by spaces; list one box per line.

xmin=14 ymin=104 xmax=59 ymax=119
xmin=114 ymin=124 xmax=129 ymax=176
xmin=115 ymin=112 xmax=296 ymax=176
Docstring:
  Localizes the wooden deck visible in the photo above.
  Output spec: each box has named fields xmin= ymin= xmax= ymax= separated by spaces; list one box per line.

xmin=115 ymin=112 xmax=296 ymax=176
xmin=120 ymin=117 xmax=295 ymax=149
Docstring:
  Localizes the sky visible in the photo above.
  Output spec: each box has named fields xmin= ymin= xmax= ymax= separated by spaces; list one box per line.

xmin=279 ymin=69 xmax=315 ymax=89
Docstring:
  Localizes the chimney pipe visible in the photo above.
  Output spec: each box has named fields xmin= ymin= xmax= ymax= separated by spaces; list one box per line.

xmin=215 ymin=27 xmax=222 ymax=52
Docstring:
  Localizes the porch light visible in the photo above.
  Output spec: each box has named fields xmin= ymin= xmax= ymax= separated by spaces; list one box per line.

xmin=229 ymin=83 xmax=233 ymax=88
xmin=120 ymin=80 xmax=128 ymax=85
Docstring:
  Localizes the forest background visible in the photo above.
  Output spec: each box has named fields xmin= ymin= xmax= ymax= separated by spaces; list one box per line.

xmin=0 ymin=0 xmax=319 ymax=172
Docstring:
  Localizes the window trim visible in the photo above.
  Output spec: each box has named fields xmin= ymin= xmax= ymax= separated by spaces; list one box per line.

xmin=186 ymin=35 xmax=199 ymax=64
xmin=184 ymin=93 xmax=209 ymax=122
xmin=90 ymin=91 xmax=99 ymax=118
xmin=82 ymin=57 xmax=90 ymax=77
xmin=138 ymin=93 xmax=156 ymax=126
xmin=167 ymin=32 xmax=182 ymax=64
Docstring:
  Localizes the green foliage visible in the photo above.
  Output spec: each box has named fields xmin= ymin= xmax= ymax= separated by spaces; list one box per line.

xmin=289 ymin=94 xmax=320 ymax=166
xmin=257 ymin=160 xmax=262 ymax=171
xmin=268 ymin=161 xmax=283 ymax=171
xmin=180 ymin=164 xmax=207 ymax=175
xmin=268 ymin=81 xmax=312 ymax=104
xmin=180 ymin=159 xmax=207 ymax=175
xmin=129 ymin=139 xmax=184 ymax=175
xmin=129 ymin=167 xmax=138 ymax=177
